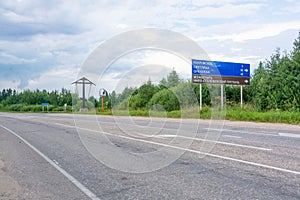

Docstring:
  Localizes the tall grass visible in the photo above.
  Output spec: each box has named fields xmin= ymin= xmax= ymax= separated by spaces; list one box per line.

xmin=1 ymin=103 xmax=299 ymax=124
xmin=96 ymin=107 xmax=300 ymax=124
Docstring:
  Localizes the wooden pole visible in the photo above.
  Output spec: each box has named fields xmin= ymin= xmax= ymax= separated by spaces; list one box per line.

xmin=82 ymin=79 xmax=86 ymax=108
xmin=101 ymin=96 xmax=104 ymax=110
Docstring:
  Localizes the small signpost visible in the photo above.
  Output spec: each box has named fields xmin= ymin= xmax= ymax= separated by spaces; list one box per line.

xmin=41 ymin=103 xmax=50 ymax=112
xmin=192 ymin=59 xmax=250 ymax=110
xmin=99 ymin=88 xmax=107 ymax=110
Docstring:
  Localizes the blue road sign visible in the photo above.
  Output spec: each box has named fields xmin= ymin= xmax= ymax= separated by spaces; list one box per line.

xmin=192 ymin=59 xmax=250 ymax=78
xmin=41 ymin=103 xmax=50 ymax=106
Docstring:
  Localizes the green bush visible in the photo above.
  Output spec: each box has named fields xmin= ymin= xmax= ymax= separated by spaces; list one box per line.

xmin=167 ymin=110 xmax=181 ymax=118
xmin=8 ymin=104 xmax=24 ymax=111
xmin=20 ymin=105 xmax=42 ymax=112
xmin=129 ymin=110 xmax=148 ymax=117
xmin=52 ymin=106 xmax=64 ymax=112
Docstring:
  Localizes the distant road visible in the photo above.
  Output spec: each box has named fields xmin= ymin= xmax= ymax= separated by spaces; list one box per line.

xmin=0 ymin=113 xmax=299 ymax=199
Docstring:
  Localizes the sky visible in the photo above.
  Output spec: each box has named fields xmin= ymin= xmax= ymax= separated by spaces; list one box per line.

xmin=0 ymin=0 xmax=300 ymax=95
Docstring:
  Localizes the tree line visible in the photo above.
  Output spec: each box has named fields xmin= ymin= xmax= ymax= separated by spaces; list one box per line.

xmin=248 ymin=33 xmax=300 ymax=111
xmin=0 ymin=88 xmax=72 ymax=112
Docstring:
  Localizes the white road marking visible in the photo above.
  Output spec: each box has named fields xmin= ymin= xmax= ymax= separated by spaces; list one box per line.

xmin=223 ymin=135 xmax=242 ymax=139
xmin=279 ymin=133 xmax=300 ymax=138
xmin=54 ymin=123 xmax=300 ymax=176
xmin=203 ymin=128 xmax=279 ymax=137
xmin=151 ymin=134 xmax=271 ymax=151
xmin=206 ymin=128 xmax=300 ymax=139
xmin=53 ymin=159 xmax=61 ymax=167
xmin=0 ymin=124 xmax=100 ymax=200
xmin=71 ymin=119 xmax=271 ymax=151
xmin=153 ymin=134 xmax=176 ymax=138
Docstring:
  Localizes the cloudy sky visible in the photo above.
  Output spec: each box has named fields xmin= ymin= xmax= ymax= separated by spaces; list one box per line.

xmin=0 ymin=0 xmax=300 ymax=94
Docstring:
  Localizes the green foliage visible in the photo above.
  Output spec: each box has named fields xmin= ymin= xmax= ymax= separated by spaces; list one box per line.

xmin=129 ymin=80 xmax=158 ymax=109
xmin=148 ymin=89 xmax=179 ymax=112
xmin=0 ymin=88 xmax=74 ymax=112
xmin=249 ymin=33 xmax=300 ymax=111
xmin=159 ymin=69 xmax=181 ymax=88
xmin=172 ymin=82 xmax=198 ymax=108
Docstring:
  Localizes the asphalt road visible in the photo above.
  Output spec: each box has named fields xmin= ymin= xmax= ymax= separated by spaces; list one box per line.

xmin=0 ymin=112 xmax=299 ymax=199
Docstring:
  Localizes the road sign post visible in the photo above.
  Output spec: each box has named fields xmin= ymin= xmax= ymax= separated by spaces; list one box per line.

xmin=41 ymin=103 xmax=50 ymax=112
xmin=101 ymin=96 xmax=104 ymax=110
xmin=221 ymin=84 xmax=224 ymax=110
xmin=240 ymin=86 xmax=243 ymax=109
xmin=99 ymin=88 xmax=107 ymax=111
xmin=199 ymin=84 xmax=202 ymax=111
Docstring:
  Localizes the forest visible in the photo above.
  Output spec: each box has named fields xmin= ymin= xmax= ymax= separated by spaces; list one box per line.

xmin=0 ymin=33 xmax=299 ymax=117
xmin=0 ymin=88 xmax=73 ymax=112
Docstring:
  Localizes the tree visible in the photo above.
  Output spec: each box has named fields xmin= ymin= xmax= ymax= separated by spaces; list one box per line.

xmin=128 ymin=80 xmax=158 ymax=109
xmin=159 ymin=69 xmax=182 ymax=89
xmin=148 ymin=89 xmax=179 ymax=111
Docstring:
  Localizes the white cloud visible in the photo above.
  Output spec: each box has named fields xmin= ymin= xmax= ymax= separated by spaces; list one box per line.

xmin=0 ymin=52 xmax=36 ymax=65
xmin=195 ymin=21 xmax=300 ymax=42
xmin=93 ymin=49 xmax=192 ymax=93
xmin=190 ymin=3 xmax=262 ymax=19
xmin=0 ymin=79 xmax=20 ymax=90
xmin=26 ymin=67 xmax=78 ymax=91
xmin=232 ymin=22 xmax=300 ymax=42
xmin=2 ymin=10 xmax=33 ymax=23
xmin=283 ymin=2 xmax=300 ymax=13
xmin=116 ymin=24 xmax=130 ymax=29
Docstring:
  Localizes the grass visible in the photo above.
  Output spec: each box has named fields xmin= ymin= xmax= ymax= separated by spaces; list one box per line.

xmin=1 ymin=104 xmax=299 ymax=124
xmin=95 ymin=107 xmax=300 ymax=124
xmin=225 ymin=109 xmax=300 ymax=124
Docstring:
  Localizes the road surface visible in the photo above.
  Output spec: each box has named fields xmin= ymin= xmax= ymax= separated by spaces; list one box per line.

xmin=0 ymin=113 xmax=299 ymax=199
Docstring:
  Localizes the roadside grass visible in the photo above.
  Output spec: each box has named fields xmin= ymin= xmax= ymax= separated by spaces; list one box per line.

xmin=0 ymin=103 xmax=72 ymax=113
xmin=225 ymin=109 xmax=300 ymax=124
xmin=95 ymin=107 xmax=300 ymax=124
xmin=1 ymin=104 xmax=299 ymax=124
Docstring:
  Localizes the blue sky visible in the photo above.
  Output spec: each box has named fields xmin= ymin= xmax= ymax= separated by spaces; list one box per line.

xmin=0 ymin=0 xmax=300 ymax=93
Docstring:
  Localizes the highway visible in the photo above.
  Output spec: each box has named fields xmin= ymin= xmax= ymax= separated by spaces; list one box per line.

xmin=0 ymin=112 xmax=299 ymax=199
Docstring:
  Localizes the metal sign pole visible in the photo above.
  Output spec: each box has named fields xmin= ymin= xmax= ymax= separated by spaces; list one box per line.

xmin=199 ymin=84 xmax=202 ymax=111
xmin=221 ymin=84 xmax=224 ymax=110
xmin=240 ymin=85 xmax=243 ymax=109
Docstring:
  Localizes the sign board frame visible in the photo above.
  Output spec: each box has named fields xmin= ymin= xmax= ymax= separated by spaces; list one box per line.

xmin=192 ymin=59 xmax=250 ymax=86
